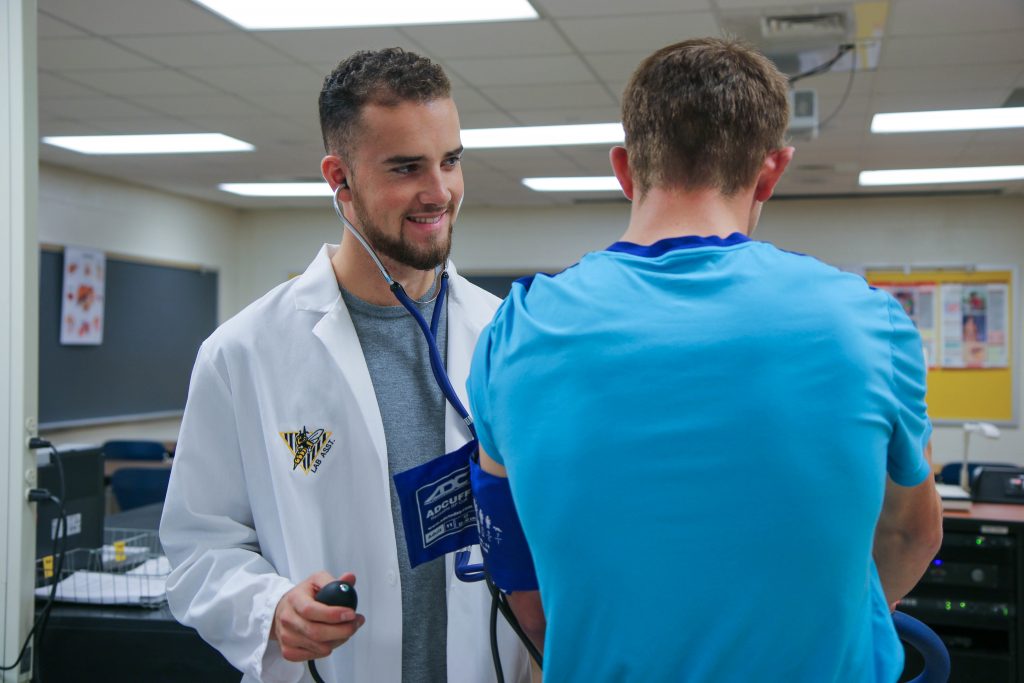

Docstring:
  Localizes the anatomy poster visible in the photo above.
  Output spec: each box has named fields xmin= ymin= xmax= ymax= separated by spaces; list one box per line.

xmin=872 ymin=282 xmax=937 ymax=367
xmin=60 ymin=247 xmax=105 ymax=345
xmin=939 ymin=283 xmax=1009 ymax=368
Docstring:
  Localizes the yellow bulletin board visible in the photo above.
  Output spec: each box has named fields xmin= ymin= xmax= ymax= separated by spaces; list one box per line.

xmin=865 ymin=267 xmax=1016 ymax=425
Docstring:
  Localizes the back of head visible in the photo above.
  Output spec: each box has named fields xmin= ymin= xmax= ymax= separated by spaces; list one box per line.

xmin=318 ymin=47 xmax=451 ymax=159
xmin=621 ymin=37 xmax=790 ymax=197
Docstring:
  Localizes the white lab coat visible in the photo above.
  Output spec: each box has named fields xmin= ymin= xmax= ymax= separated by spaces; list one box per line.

xmin=160 ymin=244 xmax=530 ymax=683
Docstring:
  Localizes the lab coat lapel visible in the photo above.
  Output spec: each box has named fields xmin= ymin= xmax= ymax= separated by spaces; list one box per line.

xmin=312 ymin=302 xmax=389 ymax=480
xmin=443 ymin=270 xmax=479 ymax=453
xmin=296 ymin=245 xmax=389 ymax=483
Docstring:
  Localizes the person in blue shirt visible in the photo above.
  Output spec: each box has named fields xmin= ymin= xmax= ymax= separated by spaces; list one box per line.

xmin=466 ymin=37 xmax=943 ymax=682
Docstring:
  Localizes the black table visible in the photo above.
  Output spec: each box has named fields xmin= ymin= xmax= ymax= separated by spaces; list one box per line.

xmin=36 ymin=503 xmax=241 ymax=682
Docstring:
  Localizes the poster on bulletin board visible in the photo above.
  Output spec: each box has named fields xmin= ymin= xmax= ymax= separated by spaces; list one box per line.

xmin=866 ymin=267 xmax=1016 ymax=425
xmin=60 ymin=246 xmax=106 ymax=346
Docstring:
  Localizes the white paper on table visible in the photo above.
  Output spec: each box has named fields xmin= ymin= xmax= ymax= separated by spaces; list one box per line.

xmin=34 ymin=570 xmax=166 ymax=605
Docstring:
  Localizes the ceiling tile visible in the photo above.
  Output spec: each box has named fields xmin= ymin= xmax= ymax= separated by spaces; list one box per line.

xmin=186 ymin=116 xmax=315 ymax=146
xmin=458 ymin=110 xmax=520 ymax=128
xmin=39 ymin=37 xmax=161 ymax=71
xmin=184 ymin=64 xmax=323 ymax=95
xmin=533 ymin=0 xmax=712 ymax=19
xmin=869 ymin=89 xmax=1014 ymax=113
xmin=129 ymin=94 xmax=264 ymax=118
xmin=38 ymin=117 xmax=118 ymax=135
xmin=470 ymin=148 xmax=588 ymax=176
xmin=38 ymin=0 xmax=232 ymax=35
xmin=245 ymin=92 xmax=321 ymax=121
xmin=38 ymin=96 xmax=166 ymax=120
xmin=38 ymin=72 xmax=102 ymax=100
xmin=872 ymin=65 xmax=1023 ymax=95
xmin=449 ymin=86 xmax=506 ymax=114
xmin=557 ymin=12 xmax=720 ymax=53
xmin=37 ymin=12 xmax=86 ymax=37
xmin=481 ymin=83 xmax=616 ymax=110
xmin=255 ymin=27 xmax=412 ymax=64
xmin=880 ymin=31 xmax=1024 ymax=69
xmin=113 ymin=33 xmax=296 ymax=68
xmin=888 ymin=0 xmax=1024 ymax=36
xmin=398 ymin=20 xmax=571 ymax=59
xmin=62 ymin=68 xmax=220 ymax=97
xmin=503 ymin=106 xmax=622 ymax=125
xmin=447 ymin=55 xmax=595 ymax=87
xmin=583 ymin=52 xmax=649 ymax=83
xmin=70 ymin=117 xmax=205 ymax=134
xmin=714 ymin=0 xmax=845 ymax=7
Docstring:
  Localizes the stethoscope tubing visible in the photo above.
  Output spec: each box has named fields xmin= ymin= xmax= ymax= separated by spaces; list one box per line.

xmin=332 ymin=185 xmax=474 ymax=435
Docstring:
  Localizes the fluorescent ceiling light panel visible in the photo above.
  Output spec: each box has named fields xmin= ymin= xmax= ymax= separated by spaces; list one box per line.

xmin=871 ymin=107 xmax=1024 ymax=133
xmin=42 ymin=133 xmax=253 ymax=155
xmin=219 ymin=182 xmax=333 ymax=197
xmin=522 ymin=177 xmax=621 ymax=192
xmin=463 ymin=123 xmax=624 ymax=149
xmin=859 ymin=166 xmax=1024 ymax=186
xmin=193 ymin=0 xmax=538 ymax=29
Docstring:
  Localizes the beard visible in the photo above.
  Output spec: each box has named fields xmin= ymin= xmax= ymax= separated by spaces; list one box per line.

xmin=351 ymin=190 xmax=454 ymax=271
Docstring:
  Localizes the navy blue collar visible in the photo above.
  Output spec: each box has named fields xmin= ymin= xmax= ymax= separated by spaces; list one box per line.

xmin=607 ymin=232 xmax=750 ymax=258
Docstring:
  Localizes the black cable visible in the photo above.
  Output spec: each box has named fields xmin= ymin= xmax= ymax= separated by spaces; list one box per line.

xmin=788 ymin=43 xmax=855 ymax=84
xmin=32 ymin=447 xmax=67 ymax=683
xmin=1 ymin=441 xmax=67 ymax=679
xmin=817 ymin=51 xmax=858 ymax=132
xmin=308 ymin=659 xmax=326 ymax=683
xmin=489 ymin=583 xmax=505 ymax=683
xmin=488 ymin=579 xmax=544 ymax=668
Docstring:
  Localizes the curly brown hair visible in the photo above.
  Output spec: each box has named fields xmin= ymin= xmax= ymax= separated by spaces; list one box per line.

xmin=318 ymin=48 xmax=451 ymax=159
xmin=622 ymin=38 xmax=790 ymax=197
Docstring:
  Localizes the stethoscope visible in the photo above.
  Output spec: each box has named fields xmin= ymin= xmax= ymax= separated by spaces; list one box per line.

xmin=330 ymin=184 xmax=485 ymax=581
xmin=330 ymin=185 xmax=541 ymax=681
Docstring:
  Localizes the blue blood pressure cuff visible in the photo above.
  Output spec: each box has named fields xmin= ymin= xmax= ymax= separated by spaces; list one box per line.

xmin=393 ymin=440 xmax=480 ymax=568
xmin=469 ymin=456 xmax=538 ymax=593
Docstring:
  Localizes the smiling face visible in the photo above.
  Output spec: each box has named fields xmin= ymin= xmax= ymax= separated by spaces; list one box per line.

xmin=344 ymin=98 xmax=464 ymax=272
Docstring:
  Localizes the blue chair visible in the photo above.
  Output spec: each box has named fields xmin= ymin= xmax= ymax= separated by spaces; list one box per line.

xmin=102 ymin=440 xmax=168 ymax=461
xmin=894 ymin=610 xmax=950 ymax=683
xmin=939 ymin=461 xmax=1009 ymax=487
xmin=110 ymin=468 xmax=172 ymax=511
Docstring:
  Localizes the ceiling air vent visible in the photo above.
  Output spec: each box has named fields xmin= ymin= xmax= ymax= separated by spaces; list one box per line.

xmin=761 ymin=12 xmax=848 ymax=42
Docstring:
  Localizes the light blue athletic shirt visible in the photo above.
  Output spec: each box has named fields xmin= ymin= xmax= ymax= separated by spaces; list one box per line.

xmin=467 ymin=233 xmax=932 ymax=683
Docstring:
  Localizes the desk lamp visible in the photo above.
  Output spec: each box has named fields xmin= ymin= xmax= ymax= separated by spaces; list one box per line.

xmin=961 ymin=422 xmax=1001 ymax=493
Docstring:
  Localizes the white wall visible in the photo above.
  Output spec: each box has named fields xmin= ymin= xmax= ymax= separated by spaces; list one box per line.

xmin=39 ymin=163 xmax=240 ymax=322
xmin=37 ymin=163 xmax=240 ymax=446
xmin=236 ymin=194 xmax=1024 ymax=466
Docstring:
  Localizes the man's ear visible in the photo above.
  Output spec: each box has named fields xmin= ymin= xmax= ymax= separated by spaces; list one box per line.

xmin=321 ymin=155 xmax=352 ymax=200
xmin=609 ymin=146 xmax=634 ymax=201
xmin=753 ymin=146 xmax=795 ymax=203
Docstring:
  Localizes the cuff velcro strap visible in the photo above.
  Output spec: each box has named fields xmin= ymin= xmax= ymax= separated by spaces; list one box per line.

xmin=469 ymin=458 xmax=538 ymax=592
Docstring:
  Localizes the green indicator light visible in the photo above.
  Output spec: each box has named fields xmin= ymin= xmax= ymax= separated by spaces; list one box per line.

xmin=960 ymin=602 xmax=967 ymax=609
xmin=977 ymin=537 xmax=985 ymax=545
xmin=945 ymin=601 xmax=952 ymax=611
xmin=1003 ymin=607 xmax=1010 ymax=617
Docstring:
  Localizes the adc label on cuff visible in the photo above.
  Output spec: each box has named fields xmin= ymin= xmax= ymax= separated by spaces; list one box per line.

xmin=393 ymin=439 xmax=480 ymax=568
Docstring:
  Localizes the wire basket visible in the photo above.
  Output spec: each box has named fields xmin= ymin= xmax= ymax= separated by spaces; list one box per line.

xmin=35 ymin=528 xmax=169 ymax=607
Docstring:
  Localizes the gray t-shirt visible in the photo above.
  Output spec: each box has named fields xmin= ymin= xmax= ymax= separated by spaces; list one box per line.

xmin=341 ymin=285 xmax=448 ymax=683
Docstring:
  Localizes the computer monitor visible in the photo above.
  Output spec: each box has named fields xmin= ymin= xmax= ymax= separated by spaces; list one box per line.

xmin=35 ymin=445 xmax=105 ymax=560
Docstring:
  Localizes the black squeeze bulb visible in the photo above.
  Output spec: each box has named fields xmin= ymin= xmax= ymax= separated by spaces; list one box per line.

xmin=315 ymin=580 xmax=358 ymax=610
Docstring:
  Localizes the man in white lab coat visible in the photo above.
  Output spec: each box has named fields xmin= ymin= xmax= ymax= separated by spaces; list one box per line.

xmin=160 ymin=48 xmax=531 ymax=683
